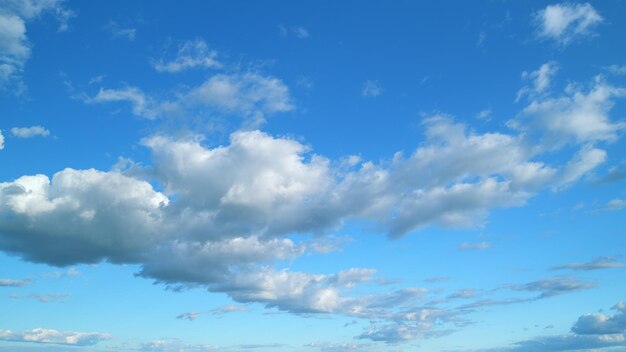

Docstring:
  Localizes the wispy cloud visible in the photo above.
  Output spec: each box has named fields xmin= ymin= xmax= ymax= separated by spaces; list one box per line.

xmin=11 ymin=126 xmax=50 ymax=138
xmin=153 ymin=39 xmax=222 ymax=73
xmin=458 ymin=242 xmax=491 ymax=251
xmin=0 ymin=328 xmax=111 ymax=346
xmin=552 ymin=256 xmax=626 ymax=271
xmin=105 ymin=20 xmax=136 ymax=41
xmin=362 ymin=80 xmax=382 ymax=97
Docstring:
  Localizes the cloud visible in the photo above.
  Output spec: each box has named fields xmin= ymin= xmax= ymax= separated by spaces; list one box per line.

xmin=535 ymin=2 xmax=603 ymax=46
xmin=85 ymin=86 xmax=160 ymax=119
xmin=511 ymin=76 xmax=626 ymax=147
xmin=480 ymin=302 xmax=626 ymax=351
xmin=507 ymin=276 xmax=595 ymax=299
xmin=556 ymin=144 xmax=607 ymax=189
xmin=458 ymin=242 xmax=491 ymax=251
xmin=362 ymin=80 xmax=382 ymax=97
xmin=0 ymin=278 xmax=30 ymax=287
xmin=0 ymin=328 xmax=111 ymax=346
xmin=0 ymin=0 xmax=72 ymax=91
xmin=87 ymin=72 xmax=293 ymax=122
xmin=105 ymin=20 xmax=136 ymax=40
xmin=153 ymin=39 xmax=222 ymax=73
xmin=176 ymin=312 xmax=199 ymax=321
xmin=10 ymin=126 xmax=50 ymax=138
xmin=307 ymin=341 xmax=372 ymax=352
xmin=516 ymin=62 xmax=558 ymax=102
xmin=278 ymin=25 xmax=310 ymax=39
xmin=552 ymin=256 xmax=626 ymax=271
xmin=140 ymin=339 xmax=218 ymax=352
xmin=0 ymin=130 xmax=4 ymax=149
xmin=601 ymin=199 xmax=626 ymax=211
xmin=211 ymin=305 xmax=247 ymax=315
xmin=447 ymin=289 xmax=478 ymax=299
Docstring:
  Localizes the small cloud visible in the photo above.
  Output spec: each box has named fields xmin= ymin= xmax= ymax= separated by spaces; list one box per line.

xmin=605 ymin=64 xmax=626 ymax=75
xmin=0 ymin=278 xmax=31 ymax=287
xmin=176 ymin=312 xmax=200 ymax=321
xmin=344 ymin=320 xmax=358 ymax=327
xmin=27 ymin=293 xmax=69 ymax=303
xmin=602 ymin=198 xmax=626 ymax=211
xmin=476 ymin=108 xmax=492 ymax=121
xmin=458 ymin=242 xmax=491 ymax=251
xmin=10 ymin=125 xmax=50 ymax=138
xmin=424 ymin=276 xmax=450 ymax=283
xmin=0 ymin=130 xmax=4 ymax=150
xmin=153 ymin=39 xmax=222 ymax=73
xmin=551 ymin=256 xmax=626 ymax=271
xmin=534 ymin=3 xmax=603 ymax=46
xmin=278 ymin=25 xmax=310 ymax=39
xmin=88 ymin=75 xmax=105 ymax=85
xmin=105 ymin=20 xmax=136 ymax=41
xmin=362 ymin=80 xmax=382 ymax=97
xmin=0 ymin=328 xmax=111 ymax=346
xmin=477 ymin=31 xmax=486 ymax=46
xmin=447 ymin=289 xmax=478 ymax=299
xmin=211 ymin=305 xmax=247 ymax=315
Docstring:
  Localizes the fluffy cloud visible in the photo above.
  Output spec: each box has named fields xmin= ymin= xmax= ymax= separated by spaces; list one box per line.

xmin=572 ymin=302 xmax=626 ymax=335
xmin=535 ymin=2 xmax=603 ymax=46
xmin=0 ymin=0 xmax=72 ymax=91
xmin=153 ymin=39 xmax=222 ymax=73
xmin=0 ymin=328 xmax=111 ymax=346
xmin=10 ymin=125 xmax=50 ymax=138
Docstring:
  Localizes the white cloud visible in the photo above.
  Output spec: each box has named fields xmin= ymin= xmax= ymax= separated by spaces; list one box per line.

xmin=362 ymin=80 xmax=382 ymax=97
xmin=606 ymin=64 xmax=626 ymax=75
xmin=535 ymin=2 xmax=603 ymax=46
xmin=176 ymin=312 xmax=199 ymax=321
xmin=602 ymin=198 xmax=626 ymax=211
xmin=10 ymin=125 xmax=50 ymax=138
xmin=86 ymin=86 xmax=159 ymax=119
xmin=556 ymin=144 xmax=607 ymax=189
xmin=516 ymin=62 xmax=558 ymax=102
xmin=511 ymin=76 xmax=626 ymax=147
xmin=153 ymin=39 xmax=222 ymax=73
xmin=278 ymin=25 xmax=310 ymax=39
xmin=0 ymin=130 xmax=4 ymax=149
xmin=0 ymin=328 xmax=111 ymax=346
xmin=87 ymin=73 xmax=293 ymax=122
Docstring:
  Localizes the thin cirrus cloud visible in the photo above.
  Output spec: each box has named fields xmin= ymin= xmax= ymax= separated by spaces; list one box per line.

xmin=0 ymin=328 xmax=111 ymax=346
xmin=534 ymin=2 xmax=603 ymax=46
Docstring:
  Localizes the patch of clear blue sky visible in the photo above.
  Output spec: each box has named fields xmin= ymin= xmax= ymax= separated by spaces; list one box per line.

xmin=1 ymin=1 xmax=626 ymax=351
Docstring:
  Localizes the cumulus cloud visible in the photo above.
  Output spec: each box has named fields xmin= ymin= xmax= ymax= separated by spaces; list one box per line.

xmin=0 ymin=328 xmax=111 ymax=346
xmin=10 ymin=125 xmax=50 ymax=138
xmin=552 ymin=256 xmax=626 ymax=271
xmin=535 ymin=2 xmax=603 ymax=46
xmin=0 ymin=0 xmax=72 ymax=91
xmin=362 ymin=80 xmax=382 ymax=97
xmin=153 ymin=39 xmax=221 ymax=73
xmin=0 ymin=109 xmax=620 ymax=342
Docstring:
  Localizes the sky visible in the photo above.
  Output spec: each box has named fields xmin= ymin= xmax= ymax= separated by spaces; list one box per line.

xmin=0 ymin=0 xmax=626 ymax=351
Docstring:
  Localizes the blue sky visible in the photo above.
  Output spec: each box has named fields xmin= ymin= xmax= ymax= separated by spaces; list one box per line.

xmin=1 ymin=0 xmax=626 ymax=351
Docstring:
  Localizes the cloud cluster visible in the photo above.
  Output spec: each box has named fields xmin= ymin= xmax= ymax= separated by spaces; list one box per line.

xmin=0 ymin=328 xmax=111 ymax=346
xmin=535 ymin=2 xmax=603 ymax=46
xmin=483 ymin=302 xmax=626 ymax=351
